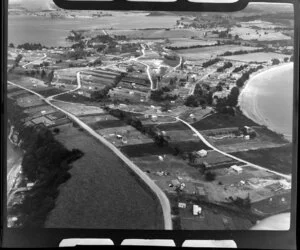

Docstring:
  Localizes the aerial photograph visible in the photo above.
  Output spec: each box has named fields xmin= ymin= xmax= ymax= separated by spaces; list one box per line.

xmin=7 ymin=0 xmax=294 ymax=230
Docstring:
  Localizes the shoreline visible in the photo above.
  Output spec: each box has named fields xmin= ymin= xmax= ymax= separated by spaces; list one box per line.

xmin=238 ymin=62 xmax=293 ymax=142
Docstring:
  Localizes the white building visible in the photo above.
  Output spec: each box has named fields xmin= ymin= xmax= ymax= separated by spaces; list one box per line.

xmin=197 ymin=149 xmax=208 ymax=158
xmin=230 ymin=165 xmax=243 ymax=174
xmin=151 ymin=115 xmax=158 ymax=122
xmin=193 ymin=205 xmax=202 ymax=216
xmin=178 ymin=202 xmax=187 ymax=209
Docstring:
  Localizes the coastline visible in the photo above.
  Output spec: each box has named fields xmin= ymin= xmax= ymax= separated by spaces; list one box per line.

xmin=238 ymin=62 xmax=293 ymax=141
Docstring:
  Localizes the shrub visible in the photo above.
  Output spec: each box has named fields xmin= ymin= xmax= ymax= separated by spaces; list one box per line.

xmin=205 ymin=171 xmax=216 ymax=181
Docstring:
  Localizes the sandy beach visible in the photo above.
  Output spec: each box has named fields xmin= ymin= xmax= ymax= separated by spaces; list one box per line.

xmin=238 ymin=62 xmax=293 ymax=141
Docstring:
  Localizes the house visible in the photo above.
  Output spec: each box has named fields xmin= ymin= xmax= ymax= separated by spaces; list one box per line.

xmin=268 ymin=182 xmax=282 ymax=192
xmin=116 ymin=134 xmax=123 ymax=139
xmin=197 ymin=149 xmax=208 ymax=158
xmin=178 ymin=202 xmax=187 ymax=209
xmin=243 ymin=126 xmax=255 ymax=134
xmin=193 ymin=205 xmax=202 ymax=216
xmin=230 ymin=165 xmax=243 ymax=174
xmin=279 ymin=179 xmax=291 ymax=190
xmin=32 ymin=60 xmax=44 ymax=68
xmin=151 ymin=115 xmax=158 ymax=122
xmin=171 ymin=179 xmax=181 ymax=188
xmin=189 ymin=114 xmax=195 ymax=119
xmin=158 ymin=155 xmax=164 ymax=161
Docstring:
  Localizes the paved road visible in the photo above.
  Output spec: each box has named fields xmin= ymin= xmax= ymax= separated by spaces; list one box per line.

xmin=22 ymin=53 xmax=47 ymax=69
xmin=176 ymin=117 xmax=291 ymax=180
xmin=47 ymin=72 xmax=82 ymax=101
xmin=130 ymin=44 xmax=156 ymax=90
xmin=173 ymin=56 xmax=182 ymax=71
xmin=7 ymin=80 xmax=173 ymax=230
xmin=189 ymin=69 xmax=215 ymax=96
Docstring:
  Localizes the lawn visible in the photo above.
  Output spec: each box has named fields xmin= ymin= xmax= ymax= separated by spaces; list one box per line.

xmin=232 ymin=144 xmax=293 ymax=174
xmin=35 ymin=88 xmax=66 ymax=97
xmin=168 ymin=38 xmax=217 ymax=49
xmin=121 ymin=139 xmax=211 ymax=158
xmin=192 ymin=112 xmax=258 ymax=131
xmin=176 ymin=45 xmax=262 ymax=60
xmin=222 ymin=52 xmax=288 ymax=62
xmin=89 ymin=119 xmax=127 ymax=130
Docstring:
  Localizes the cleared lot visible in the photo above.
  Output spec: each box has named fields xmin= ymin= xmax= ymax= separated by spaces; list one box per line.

xmin=222 ymin=52 xmax=289 ymax=62
xmin=176 ymin=45 xmax=262 ymax=60
xmin=53 ymin=101 xmax=105 ymax=116
xmin=192 ymin=112 xmax=258 ymax=131
xmin=232 ymin=144 xmax=293 ymax=174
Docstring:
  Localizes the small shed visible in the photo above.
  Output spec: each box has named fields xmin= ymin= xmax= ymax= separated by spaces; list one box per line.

xmin=171 ymin=179 xmax=181 ymax=187
xmin=244 ymin=135 xmax=250 ymax=140
xmin=151 ymin=115 xmax=158 ymax=122
xmin=193 ymin=205 xmax=202 ymax=216
xmin=230 ymin=165 xmax=243 ymax=174
xmin=116 ymin=134 xmax=123 ymax=139
xmin=197 ymin=149 xmax=208 ymax=158
xmin=178 ymin=202 xmax=187 ymax=209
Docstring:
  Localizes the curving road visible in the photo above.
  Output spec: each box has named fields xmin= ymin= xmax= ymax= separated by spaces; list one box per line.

xmin=176 ymin=117 xmax=291 ymax=180
xmin=130 ymin=44 xmax=156 ymax=90
xmin=22 ymin=53 xmax=47 ymax=69
xmin=7 ymin=79 xmax=173 ymax=230
xmin=189 ymin=69 xmax=215 ymax=96
xmin=47 ymin=72 xmax=82 ymax=101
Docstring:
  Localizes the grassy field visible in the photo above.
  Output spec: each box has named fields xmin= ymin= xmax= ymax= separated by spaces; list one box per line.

xmin=53 ymin=101 xmax=105 ymax=116
xmin=108 ymin=29 xmax=201 ymax=39
xmin=121 ymin=142 xmax=177 ymax=157
xmin=251 ymin=192 xmax=291 ymax=216
xmin=230 ymin=26 xmax=291 ymax=41
xmin=45 ymin=124 xmax=164 ymax=229
xmin=168 ymin=38 xmax=217 ymax=48
xmin=222 ymin=52 xmax=288 ymax=62
xmin=232 ymin=144 xmax=293 ymax=174
xmin=89 ymin=119 xmax=127 ymax=130
xmin=176 ymin=45 xmax=262 ymax=60
xmin=204 ymin=125 xmax=289 ymax=153
xmin=35 ymin=88 xmax=66 ymax=97
xmin=192 ymin=112 xmax=258 ymax=130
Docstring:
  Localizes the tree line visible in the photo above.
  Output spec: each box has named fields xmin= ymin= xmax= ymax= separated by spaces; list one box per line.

xmin=7 ymin=98 xmax=83 ymax=227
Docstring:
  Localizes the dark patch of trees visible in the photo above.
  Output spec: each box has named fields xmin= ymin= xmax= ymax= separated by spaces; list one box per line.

xmin=216 ymin=61 xmax=233 ymax=72
xmin=66 ymin=30 xmax=84 ymax=42
xmin=236 ymin=65 xmax=263 ymax=88
xmin=220 ymin=48 xmax=263 ymax=57
xmin=166 ymin=42 xmax=218 ymax=51
xmin=233 ymin=64 xmax=248 ymax=73
xmin=7 ymin=101 xmax=83 ymax=227
xmin=150 ymin=89 xmax=178 ymax=102
xmin=184 ymin=95 xmax=206 ymax=108
xmin=229 ymin=194 xmax=251 ymax=209
xmin=205 ymin=171 xmax=216 ymax=181
xmin=202 ymin=58 xmax=220 ymax=68
xmin=17 ymin=43 xmax=45 ymax=50
xmin=271 ymin=58 xmax=280 ymax=65
xmin=91 ymin=86 xmax=111 ymax=101
xmin=66 ymin=49 xmax=87 ymax=60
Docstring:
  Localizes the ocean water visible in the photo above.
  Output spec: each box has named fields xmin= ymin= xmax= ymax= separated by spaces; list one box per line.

xmin=239 ymin=63 xmax=294 ymax=141
xmin=8 ymin=14 xmax=178 ymax=47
